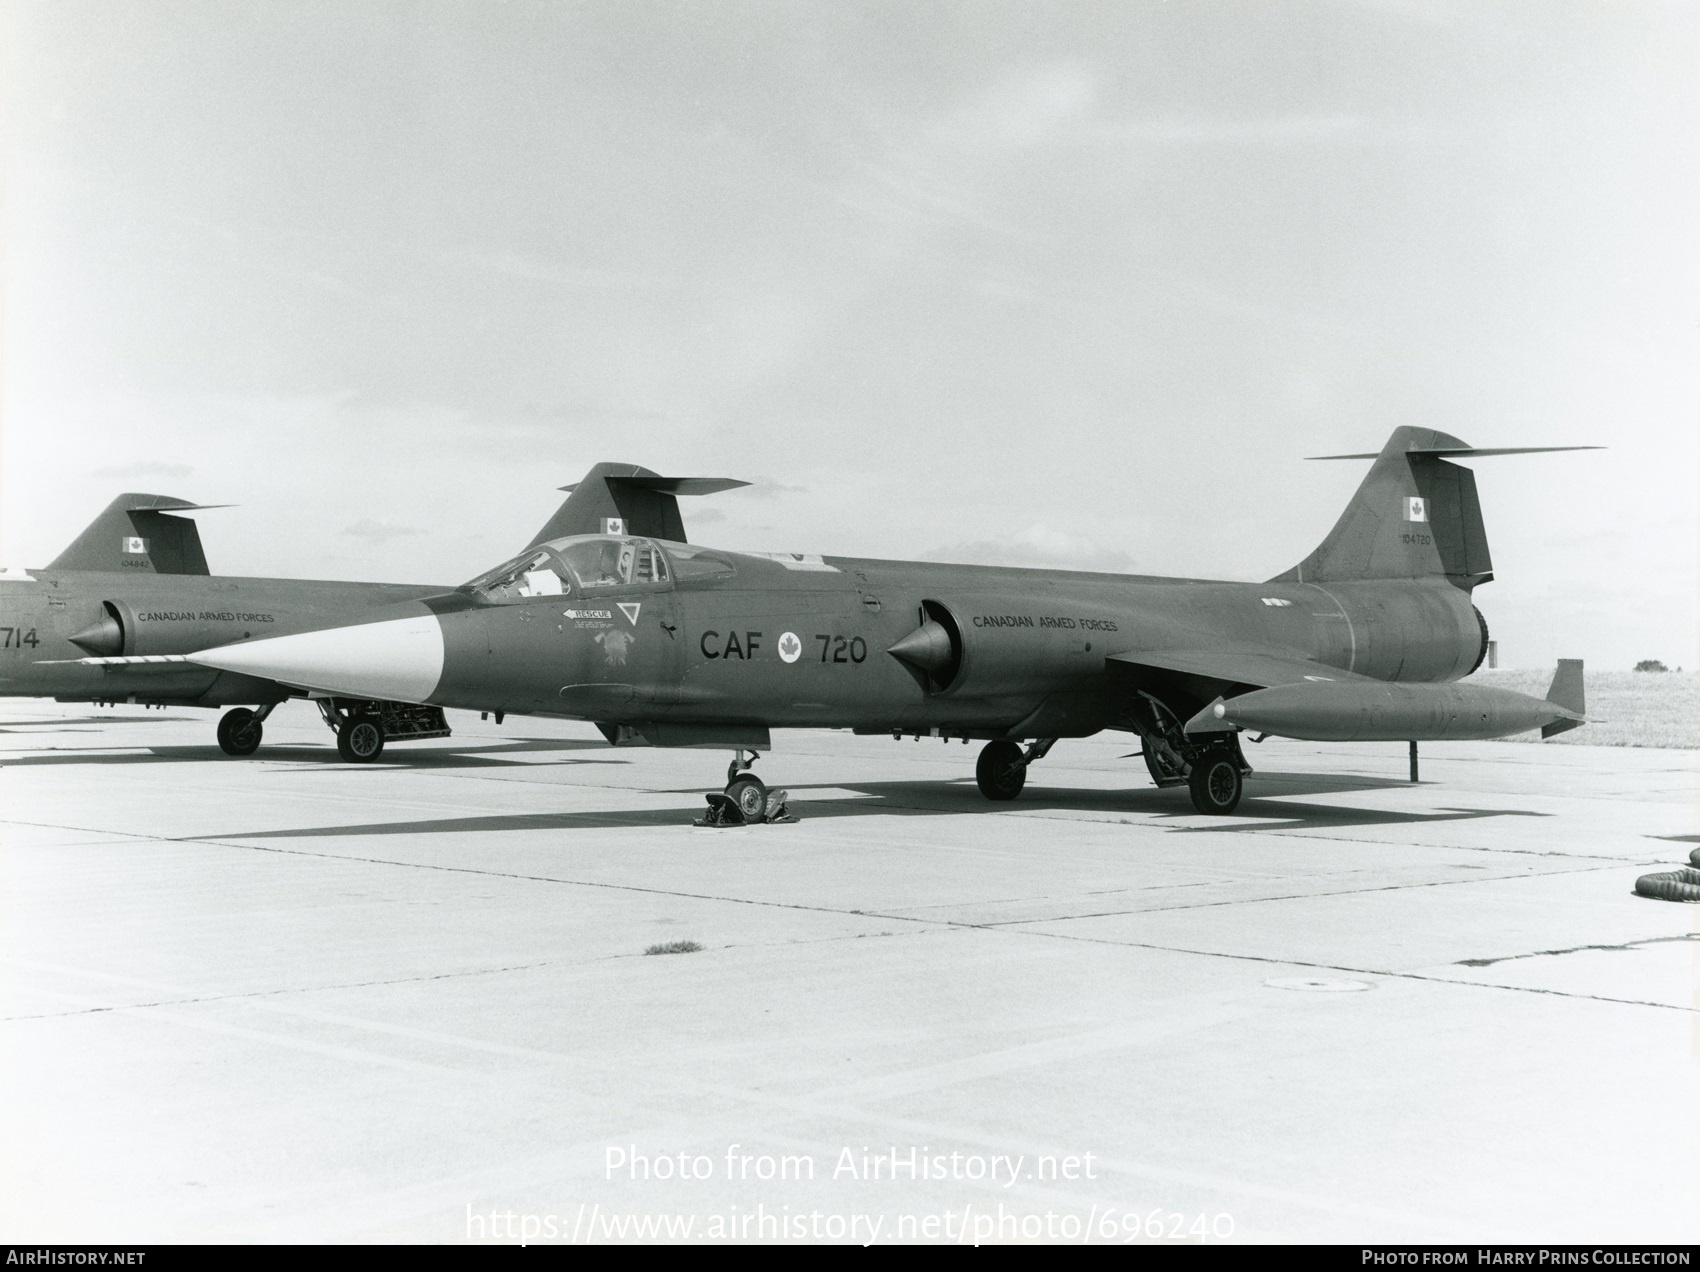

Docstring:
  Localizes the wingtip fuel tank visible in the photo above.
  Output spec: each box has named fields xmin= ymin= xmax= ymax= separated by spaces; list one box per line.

xmin=1182 ymin=667 xmax=1587 ymax=743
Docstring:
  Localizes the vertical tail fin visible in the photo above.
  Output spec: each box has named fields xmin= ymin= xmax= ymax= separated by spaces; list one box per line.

xmin=1272 ymin=427 xmax=1493 ymax=589
xmin=1273 ymin=426 xmax=1608 ymax=590
xmin=1541 ymin=658 xmax=1585 ymax=738
xmin=46 ymin=494 xmax=222 ymax=575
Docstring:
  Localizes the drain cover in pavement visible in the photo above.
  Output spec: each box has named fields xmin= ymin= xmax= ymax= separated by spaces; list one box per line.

xmin=1264 ymin=976 xmax=1375 ymax=992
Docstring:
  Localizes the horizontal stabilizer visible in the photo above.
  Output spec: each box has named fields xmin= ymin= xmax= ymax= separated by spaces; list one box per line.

xmin=1308 ymin=446 xmax=1603 ymax=460
xmin=559 ymin=476 xmax=749 ymax=496
xmin=1108 ymin=646 xmax=1370 ymax=690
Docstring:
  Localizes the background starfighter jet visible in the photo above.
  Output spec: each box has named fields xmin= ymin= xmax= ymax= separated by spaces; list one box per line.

xmin=2 ymin=468 xmax=746 ymax=760
xmin=62 ymin=429 xmax=1595 ymax=814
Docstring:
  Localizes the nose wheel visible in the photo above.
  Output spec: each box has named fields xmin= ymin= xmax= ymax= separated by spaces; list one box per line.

xmin=216 ymin=703 xmax=276 ymax=756
xmin=724 ymin=773 xmax=769 ymax=821
xmin=696 ymin=749 xmax=795 ymax=826
xmin=336 ymin=713 xmax=386 ymax=763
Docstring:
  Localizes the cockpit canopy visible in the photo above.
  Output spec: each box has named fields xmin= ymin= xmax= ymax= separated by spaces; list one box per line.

xmin=462 ymin=534 xmax=733 ymax=603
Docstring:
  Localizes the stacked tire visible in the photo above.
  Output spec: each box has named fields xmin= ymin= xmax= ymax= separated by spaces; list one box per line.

xmin=1634 ymin=850 xmax=1700 ymax=902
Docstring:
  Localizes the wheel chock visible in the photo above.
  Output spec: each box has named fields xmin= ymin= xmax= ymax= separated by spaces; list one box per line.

xmin=692 ymin=789 xmax=800 ymax=827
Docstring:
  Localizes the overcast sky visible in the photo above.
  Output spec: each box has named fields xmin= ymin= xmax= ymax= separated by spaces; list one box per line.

xmin=3 ymin=1 xmax=1695 ymax=670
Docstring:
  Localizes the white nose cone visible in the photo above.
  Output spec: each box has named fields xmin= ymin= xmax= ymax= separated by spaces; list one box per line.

xmin=187 ymin=614 xmax=445 ymax=702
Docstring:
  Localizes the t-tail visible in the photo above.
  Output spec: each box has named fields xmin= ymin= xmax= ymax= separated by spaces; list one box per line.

xmin=46 ymin=494 xmax=227 ymax=575
xmin=526 ymin=463 xmax=749 ymax=546
xmin=1273 ymin=427 xmax=1599 ymax=591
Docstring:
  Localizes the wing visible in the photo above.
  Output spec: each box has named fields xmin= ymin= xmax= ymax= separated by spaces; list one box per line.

xmin=1106 ymin=646 xmax=1374 ymax=689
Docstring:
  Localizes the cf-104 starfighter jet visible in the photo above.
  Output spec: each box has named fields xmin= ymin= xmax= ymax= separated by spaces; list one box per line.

xmin=56 ymin=429 xmax=1593 ymax=815
xmin=3 ymin=472 xmax=745 ymax=760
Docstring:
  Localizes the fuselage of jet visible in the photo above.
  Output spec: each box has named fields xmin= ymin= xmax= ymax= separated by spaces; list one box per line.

xmin=178 ymin=537 xmax=1491 ymax=742
xmin=0 ymin=569 xmax=443 ymax=706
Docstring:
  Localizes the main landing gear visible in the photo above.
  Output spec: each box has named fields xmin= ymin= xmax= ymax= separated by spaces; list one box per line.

xmin=218 ymin=699 xmax=452 ymax=762
xmin=974 ymin=738 xmax=1057 ymax=801
xmin=1186 ymin=747 xmax=1244 ymax=815
xmin=1129 ymin=693 xmax=1250 ymax=814
xmin=317 ymin=700 xmax=386 ymax=763
xmin=695 ymin=750 xmax=796 ymax=826
xmin=216 ymin=703 xmax=276 ymax=756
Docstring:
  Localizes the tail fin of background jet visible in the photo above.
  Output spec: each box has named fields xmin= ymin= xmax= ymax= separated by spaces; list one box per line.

xmin=1541 ymin=658 xmax=1586 ymax=737
xmin=47 ymin=494 xmax=226 ymax=575
xmin=1272 ymin=428 xmax=1599 ymax=591
xmin=526 ymin=463 xmax=749 ymax=547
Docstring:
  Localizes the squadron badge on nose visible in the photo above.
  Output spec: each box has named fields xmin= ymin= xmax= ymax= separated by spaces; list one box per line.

xmin=595 ymin=629 xmax=634 ymax=666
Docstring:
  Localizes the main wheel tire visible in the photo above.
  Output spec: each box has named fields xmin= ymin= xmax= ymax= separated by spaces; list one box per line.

xmin=336 ymin=714 xmax=386 ymax=763
xmin=976 ymin=739 xmax=1026 ymax=801
xmin=1188 ymin=751 xmax=1243 ymax=814
xmin=725 ymin=774 xmax=768 ymax=822
xmin=216 ymin=708 xmax=263 ymax=756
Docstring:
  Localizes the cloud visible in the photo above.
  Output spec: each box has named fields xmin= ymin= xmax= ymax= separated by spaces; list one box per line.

xmin=343 ymin=519 xmax=428 ymax=544
xmin=922 ymin=523 xmax=1139 ymax=574
xmin=88 ymin=461 xmax=195 ymax=480
xmin=688 ymin=507 xmax=728 ymax=524
xmin=515 ymin=400 xmax=672 ymax=427
xmin=1085 ymin=114 xmax=1372 ymax=146
xmin=931 ymin=64 xmax=1098 ymax=152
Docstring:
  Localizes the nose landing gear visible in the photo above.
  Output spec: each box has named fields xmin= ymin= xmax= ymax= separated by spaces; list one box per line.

xmin=336 ymin=713 xmax=386 ymax=763
xmin=216 ymin=702 xmax=276 ymax=756
xmin=696 ymin=749 xmax=796 ymax=826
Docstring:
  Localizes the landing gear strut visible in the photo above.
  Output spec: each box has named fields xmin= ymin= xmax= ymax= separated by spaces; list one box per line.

xmin=1128 ymin=692 xmax=1252 ymax=814
xmin=317 ymin=700 xmax=387 ymax=763
xmin=216 ymin=703 xmax=276 ymax=756
xmin=974 ymin=737 xmax=1056 ymax=801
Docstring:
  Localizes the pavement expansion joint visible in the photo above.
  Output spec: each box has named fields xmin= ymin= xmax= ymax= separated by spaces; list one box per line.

xmin=1454 ymin=931 xmax=1700 ymax=967
xmin=1 ymin=956 xmax=580 ymax=1024
xmin=982 ymin=860 xmax=1631 ymax=925
xmin=972 ymin=927 xmax=1699 ymax=1014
